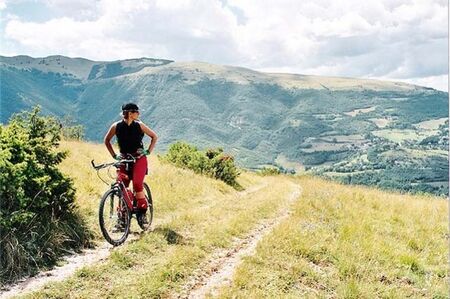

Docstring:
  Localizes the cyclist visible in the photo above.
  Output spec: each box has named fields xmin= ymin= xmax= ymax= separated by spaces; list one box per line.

xmin=104 ymin=103 xmax=158 ymax=226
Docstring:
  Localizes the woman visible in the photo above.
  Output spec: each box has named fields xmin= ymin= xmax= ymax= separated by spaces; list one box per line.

xmin=104 ymin=102 xmax=158 ymax=213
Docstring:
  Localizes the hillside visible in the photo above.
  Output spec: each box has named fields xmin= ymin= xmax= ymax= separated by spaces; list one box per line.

xmin=0 ymin=55 xmax=448 ymax=195
xmin=3 ymin=140 xmax=447 ymax=298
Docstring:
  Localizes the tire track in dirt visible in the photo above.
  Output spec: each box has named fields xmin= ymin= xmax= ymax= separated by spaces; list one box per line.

xmin=0 ymin=182 xmax=269 ymax=299
xmin=176 ymin=182 xmax=302 ymax=299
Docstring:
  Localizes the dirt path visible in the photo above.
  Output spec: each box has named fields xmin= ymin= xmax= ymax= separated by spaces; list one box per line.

xmin=0 ymin=242 xmax=111 ymax=299
xmin=0 ymin=182 xmax=269 ymax=299
xmin=176 ymin=182 xmax=302 ymax=299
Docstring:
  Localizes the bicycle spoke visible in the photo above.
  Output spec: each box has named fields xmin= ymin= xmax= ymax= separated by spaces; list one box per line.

xmin=99 ymin=189 xmax=130 ymax=246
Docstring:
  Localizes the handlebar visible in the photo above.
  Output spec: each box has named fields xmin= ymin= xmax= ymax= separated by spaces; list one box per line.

xmin=91 ymin=154 xmax=137 ymax=171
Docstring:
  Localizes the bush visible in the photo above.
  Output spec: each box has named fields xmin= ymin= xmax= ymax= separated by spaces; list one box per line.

xmin=258 ymin=167 xmax=281 ymax=176
xmin=61 ymin=115 xmax=85 ymax=140
xmin=164 ymin=141 xmax=240 ymax=188
xmin=0 ymin=107 xmax=91 ymax=284
xmin=62 ymin=124 xmax=84 ymax=140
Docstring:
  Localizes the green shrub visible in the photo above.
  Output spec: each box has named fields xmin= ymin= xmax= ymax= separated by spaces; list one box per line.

xmin=62 ymin=124 xmax=84 ymax=140
xmin=0 ymin=107 xmax=91 ymax=284
xmin=164 ymin=141 xmax=240 ymax=188
xmin=61 ymin=115 xmax=85 ymax=140
xmin=258 ymin=167 xmax=281 ymax=176
xmin=209 ymin=154 xmax=240 ymax=186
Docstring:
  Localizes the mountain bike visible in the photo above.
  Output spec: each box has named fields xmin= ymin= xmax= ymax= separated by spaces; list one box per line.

xmin=91 ymin=154 xmax=153 ymax=246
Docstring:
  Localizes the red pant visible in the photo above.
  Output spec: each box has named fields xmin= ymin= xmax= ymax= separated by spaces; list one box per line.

xmin=119 ymin=156 xmax=148 ymax=194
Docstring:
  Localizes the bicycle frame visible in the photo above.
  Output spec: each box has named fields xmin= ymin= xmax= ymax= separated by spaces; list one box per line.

xmin=92 ymin=157 xmax=135 ymax=206
xmin=92 ymin=155 xmax=149 ymax=213
xmin=113 ymin=176 xmax=135 ymax=211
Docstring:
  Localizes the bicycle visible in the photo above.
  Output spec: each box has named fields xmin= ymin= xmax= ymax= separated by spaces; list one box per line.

xmin=91 ymin=154 xmax=153 ymax=246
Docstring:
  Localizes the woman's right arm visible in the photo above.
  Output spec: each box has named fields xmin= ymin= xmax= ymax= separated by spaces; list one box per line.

xmin=104 ymin=123 xmax=117 ymax=158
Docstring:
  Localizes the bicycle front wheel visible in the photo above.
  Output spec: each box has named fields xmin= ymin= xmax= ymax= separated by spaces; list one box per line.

xmin=99 ymin=188 xmax=131 ymax=246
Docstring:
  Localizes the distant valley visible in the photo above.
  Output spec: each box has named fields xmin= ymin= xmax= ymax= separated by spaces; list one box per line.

xmin=1 ymin=55 xmax=448 ymax=195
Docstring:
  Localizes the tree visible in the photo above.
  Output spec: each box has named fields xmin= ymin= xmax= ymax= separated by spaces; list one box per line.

xmin=61 ymin=115 xmax=85 ymax=140
xmin=0 ymin=107 xmax=90 ymax=283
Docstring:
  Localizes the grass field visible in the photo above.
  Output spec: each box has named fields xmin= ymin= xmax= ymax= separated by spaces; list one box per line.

xmin=369 ymin=118 xmax=391 ymax=128
xmin=344 ymin=106 xmax=376 ymax=117
xmin=413 ymin=118 xmax=448 ymax=130
xmin=275 ymin=154 xmax=305 ymax=172
xmin=16 ymin=141 xmax=448 ymax=298
xmin=372 ymin=129 xmax=437 ymax=143
xmin=218 ymin=177 xmax=448 ymax=298
xmin=23 ymin=141 xmax=297 ymax=298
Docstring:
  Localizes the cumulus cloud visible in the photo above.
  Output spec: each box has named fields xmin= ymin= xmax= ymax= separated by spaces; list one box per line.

xmin=386 ymin=75 xmax=448 ymax=92
xmin=4 ymin=0 xmax=240 ymax=62
xmin=1 ymin=0 xmax=448 ymax=90
xmin=42 ymin=0 xmax=101 ymax=20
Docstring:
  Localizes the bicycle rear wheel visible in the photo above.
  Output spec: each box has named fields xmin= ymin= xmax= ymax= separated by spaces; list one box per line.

xmin=137 ymin=182 xmax=153 ymax=231
xmin=99 ymin=188 xmax=131 ymax=246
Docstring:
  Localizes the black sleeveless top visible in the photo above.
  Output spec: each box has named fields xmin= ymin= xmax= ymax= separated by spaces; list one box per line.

xmin=115 ymin=120 xmax=144 ymax=154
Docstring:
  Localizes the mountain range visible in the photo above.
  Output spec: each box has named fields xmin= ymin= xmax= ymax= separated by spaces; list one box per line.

xmin=0 ymin=55 xmax=448 ymax=195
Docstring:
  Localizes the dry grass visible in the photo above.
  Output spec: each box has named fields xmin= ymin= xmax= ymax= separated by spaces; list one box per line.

xmin=17 ymin=141 xmax=448 ymax=298
xmin=218 ymin=176 xmax=448 ymax=298
xmin=23 ymin=141 xmax=297 ymax=298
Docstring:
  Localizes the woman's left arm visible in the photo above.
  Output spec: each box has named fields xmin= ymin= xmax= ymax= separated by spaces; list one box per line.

xmin=140 ymin=122 xmax=158 ymax=154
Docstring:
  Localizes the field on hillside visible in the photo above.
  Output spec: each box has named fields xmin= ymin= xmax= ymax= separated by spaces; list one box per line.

xmin=220 ymin=178 xmax=448 ymax=298
xmin=18 ymin=141 xmax=449 ymax=298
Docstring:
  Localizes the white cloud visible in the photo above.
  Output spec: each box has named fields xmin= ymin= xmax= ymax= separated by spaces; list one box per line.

xmin=43 ymin=0 xmax=100 ymax=19
xmin=4 ymin=0 xmax=240 ymax=62
xmin=1 ymin=0 xmax=448 ymax=90
xmin=229 ymin=0 xmax=448 ymax=90
xmin=391 ymin=75 xmax=448 ymax=92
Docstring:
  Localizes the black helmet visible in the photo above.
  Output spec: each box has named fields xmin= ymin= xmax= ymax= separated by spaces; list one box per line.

xmin=122 ymin=103 xmax=139 ymax=111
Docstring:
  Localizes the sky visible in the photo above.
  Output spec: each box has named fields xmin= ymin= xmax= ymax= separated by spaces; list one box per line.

xmin=0 ymin=0 xmax=448 ymax=91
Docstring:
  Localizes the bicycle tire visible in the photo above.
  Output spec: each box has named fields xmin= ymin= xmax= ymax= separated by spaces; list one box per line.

xmin=137 ymin=182 xmax=153 ymax=231
xmin=99 ymin=188 xmax=131 ymax=246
